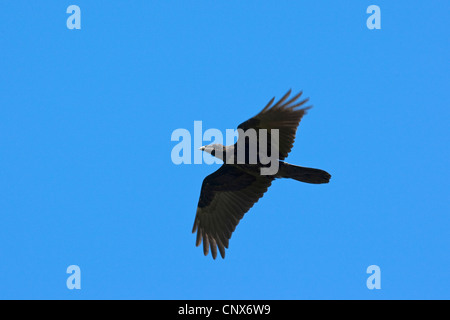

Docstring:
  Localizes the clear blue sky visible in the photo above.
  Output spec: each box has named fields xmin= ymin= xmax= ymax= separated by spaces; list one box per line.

xmin=0 ymin=1 xmax=448 ymax=299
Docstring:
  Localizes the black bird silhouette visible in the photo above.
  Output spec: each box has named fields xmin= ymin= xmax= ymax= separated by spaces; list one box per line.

xmin=193 ymin=89 xmax=331 ymax=259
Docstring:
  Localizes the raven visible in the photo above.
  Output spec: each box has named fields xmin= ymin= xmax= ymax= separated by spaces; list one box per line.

xmin=193 ymin=89 xmax=331 ymax=259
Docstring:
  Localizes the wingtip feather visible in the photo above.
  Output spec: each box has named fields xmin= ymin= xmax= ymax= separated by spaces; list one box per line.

xmin=261 ymin=96 xmax=275 ymax=112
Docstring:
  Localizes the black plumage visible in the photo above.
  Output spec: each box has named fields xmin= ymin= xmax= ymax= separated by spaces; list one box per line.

xmin=192 ymin=89 xmax=331 ymax=259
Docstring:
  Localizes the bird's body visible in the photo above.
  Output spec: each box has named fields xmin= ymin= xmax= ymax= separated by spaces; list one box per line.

xmin=193 ymin=89 xmax=331 ymax=259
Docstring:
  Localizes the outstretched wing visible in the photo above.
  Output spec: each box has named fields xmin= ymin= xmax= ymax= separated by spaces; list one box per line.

xmin=237 ymin=89 xmax=311 ymax=161
xmin=192 ymin=164 xmax=274 ymax=259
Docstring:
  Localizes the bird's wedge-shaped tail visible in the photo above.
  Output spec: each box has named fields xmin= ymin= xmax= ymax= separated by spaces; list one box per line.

xmin=276 ymin=161 xmax=331 ymax=184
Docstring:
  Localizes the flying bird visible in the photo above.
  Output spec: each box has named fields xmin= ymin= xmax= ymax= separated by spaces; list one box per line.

xmin=193 ymin=89 xmax=331 ymax=259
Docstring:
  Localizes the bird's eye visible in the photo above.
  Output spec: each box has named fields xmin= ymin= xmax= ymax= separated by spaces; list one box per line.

xmin=211 ymin=149 xmax=215 ymax=156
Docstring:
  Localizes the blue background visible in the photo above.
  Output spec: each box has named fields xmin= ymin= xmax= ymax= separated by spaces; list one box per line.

xmin=0 ymin=1 xmax=448 ymax=299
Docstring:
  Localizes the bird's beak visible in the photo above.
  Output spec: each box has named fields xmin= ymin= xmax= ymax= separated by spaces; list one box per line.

xmin=199 ymin=146 xmax=206 ymax=151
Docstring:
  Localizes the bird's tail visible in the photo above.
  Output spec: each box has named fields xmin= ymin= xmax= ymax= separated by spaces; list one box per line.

xmin=277 ymin=162 xmax=331 ymax=184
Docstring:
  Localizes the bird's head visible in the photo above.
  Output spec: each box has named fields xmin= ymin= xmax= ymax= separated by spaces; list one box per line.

xmin=199 ymin=143 xmax=225 ymax=159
